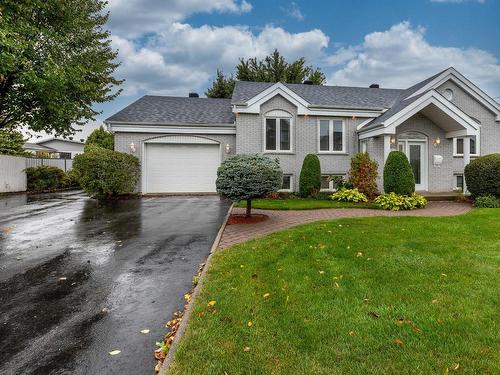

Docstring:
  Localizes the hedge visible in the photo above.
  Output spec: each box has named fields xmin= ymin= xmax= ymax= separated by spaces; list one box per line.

xmin=299 ymin=154 xmax=321 ymax=197
xmin=464 ymin=153 xmax=500 ymax=198
xmin=383 ymin=151 xmax=415 ymax=195
xmin=25 ymin=165 xmax=67 ymax=192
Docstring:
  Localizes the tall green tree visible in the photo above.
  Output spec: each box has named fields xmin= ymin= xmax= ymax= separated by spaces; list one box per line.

xmin=207 ymin=50 xmax=326 ymax=98
xmin=0 ymin=129 xmax=29 ymax=156
xmin=85 ymin=125 xmax=114 ymax=151
xmin=0 ymin=0 xmax=122 ymax=136
xmin=205 ymin=70 xmax=235 ymax=99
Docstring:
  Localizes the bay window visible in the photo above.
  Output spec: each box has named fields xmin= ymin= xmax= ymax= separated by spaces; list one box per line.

xmin=453 ymin=135 xmax=478 ymax=156
xmin=318 ymin=119 xmax=345 ymax=153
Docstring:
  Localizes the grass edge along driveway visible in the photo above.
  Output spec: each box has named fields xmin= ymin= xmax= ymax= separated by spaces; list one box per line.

xmin=236 ymin=198 xmax=378 ymax=210
xmin=169 ymin=209 xmax=500 ymax=375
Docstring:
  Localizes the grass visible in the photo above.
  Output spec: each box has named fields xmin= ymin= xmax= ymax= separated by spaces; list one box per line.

xmin=236 ymin=198 xmax=377 ymax=210
xmin=170 ymin=209 xmax=500 ymax=375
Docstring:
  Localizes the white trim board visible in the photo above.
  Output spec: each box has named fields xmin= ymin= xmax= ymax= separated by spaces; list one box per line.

xmin=108 ymin=124 xmax=236 ymax=135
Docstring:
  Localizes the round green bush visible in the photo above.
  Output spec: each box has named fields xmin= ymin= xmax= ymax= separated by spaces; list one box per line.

xmin=216 ymin=154 xmax=282 ymax=217
xmin=474 ymin=195 xmax=499 ymax=208
xmin=299 ymin=154 xmax=321 ymax=197
xmin=73 ymin=146 xmax=139 ymax=199
xmin=383 ymin=151 xmax=415 ymax=195
xmin=25 ymin=165 xmax=67 ymax=192
xmin=464 ymin=153 xmax=500 ymax=198
xmin=84 ymin=126 xmax=114 ymax=151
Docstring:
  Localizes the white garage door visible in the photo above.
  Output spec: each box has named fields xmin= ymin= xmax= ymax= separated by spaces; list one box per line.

xmin=144 ymin=143 xmax=220 ymax=193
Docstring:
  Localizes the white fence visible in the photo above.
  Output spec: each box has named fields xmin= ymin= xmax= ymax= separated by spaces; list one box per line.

xmin=25 ymin=157 xmax=73 ymax=172
xmin=0 ymin=155 xmax=27 ymax=193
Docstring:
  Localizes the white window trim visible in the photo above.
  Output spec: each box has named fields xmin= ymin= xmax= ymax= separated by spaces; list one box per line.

xmin=317 ymin=118 xmax=346 ymax=154
xmin=263 ymin=115 xmax=294 ymax=153
xmin=279 ymin=174 xmax=294 ymax=192
xmin=453 ymin=135 xmax=480 ymax=157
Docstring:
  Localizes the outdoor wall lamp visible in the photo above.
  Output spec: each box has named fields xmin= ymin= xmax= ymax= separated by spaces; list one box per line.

xmin=433 ymin=137 xmax=441 ymax=147
xmin=224 ymin=143 xmax=232 ymax=154
xmin=390 ymin=137 xmax=396 ymax=145
xmin=129 ymin=142 xmax=136 ymax=153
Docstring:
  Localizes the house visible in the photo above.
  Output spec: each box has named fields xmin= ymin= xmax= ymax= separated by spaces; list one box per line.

xmin=23 ymin=142 xmax=58 ymax=156
xmin=33 ymin=138 xmax=85 ymax=159
xmin=105 ymin=67 xmax=500 ymax=194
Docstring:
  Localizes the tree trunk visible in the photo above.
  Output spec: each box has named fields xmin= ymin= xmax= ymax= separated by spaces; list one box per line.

xmin=246 ymin=199 xmax=252 ymax=218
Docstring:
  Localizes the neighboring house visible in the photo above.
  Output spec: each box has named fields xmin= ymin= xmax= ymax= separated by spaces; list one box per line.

xmin=23 ymin=142 xmax=58 ymax=156
xmin=34 ymin=138 xmax=85 ymax=159
xmin=105 ymin=67 xmax=500 ymax=194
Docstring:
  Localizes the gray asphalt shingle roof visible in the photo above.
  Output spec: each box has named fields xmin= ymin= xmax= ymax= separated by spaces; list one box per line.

xmin=231 ymin=81 xmax=404 ymax=109
xmin=105 ymin=96 xmax=234 ymax=125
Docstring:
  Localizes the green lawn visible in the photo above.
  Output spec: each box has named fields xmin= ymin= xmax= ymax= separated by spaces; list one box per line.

xmin=236 ymin=198 xmax=377 ymax=210
xmin=170 ymin=209 xmax=500 ymax=375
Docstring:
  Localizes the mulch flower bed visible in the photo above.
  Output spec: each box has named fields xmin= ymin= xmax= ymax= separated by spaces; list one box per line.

xmin=227 ymin=214 xmax=268 ymax=225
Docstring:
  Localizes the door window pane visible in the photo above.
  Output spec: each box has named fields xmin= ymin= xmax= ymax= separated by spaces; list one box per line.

xmin=470 ymin=136 xmax=476 ymax=154
xmin=319 ymin=120 xmax=329 ymax=151
xmin=265 ymin=119 xmax=276 ymax=150
xmin=409 ymin=144 xmax=421 ymax=184
xmin=332 ymin=120 xmax=343 ymax=151
xmin=280 ymin=119 xmax=290 ymax=150
xmin=456 ymin=138 xmax=464 ymax=154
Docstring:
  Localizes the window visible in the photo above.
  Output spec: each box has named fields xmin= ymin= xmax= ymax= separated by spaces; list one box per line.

xmin=265 ymin=117 xmax=291 ymax=152
xmin=318 ymin=119 xmax=345 ymax=153
xmin=455 ymin=174 xmax=464 ymax=190
xmin=360 ymin=140 xmax=368 ymax=153
xmin=320 ymin=174 xmax=345 ymax=191
xmin=443 ymin=88 xmax=454 ymax=101
xmin=453 ymin=136 xmax=478 ymax=156
xmin=280 ymin=174 xmax=293 ymax=191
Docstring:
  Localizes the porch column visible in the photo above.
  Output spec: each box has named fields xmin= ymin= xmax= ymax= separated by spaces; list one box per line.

xmin=383 ymin=135 xmax=392 ymax=162
xmin=463 ymin=136 xmax=471 ymax=192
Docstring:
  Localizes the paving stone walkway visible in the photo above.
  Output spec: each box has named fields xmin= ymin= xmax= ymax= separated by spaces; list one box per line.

xmin=219 ymin=201 xmax=472 ymax=248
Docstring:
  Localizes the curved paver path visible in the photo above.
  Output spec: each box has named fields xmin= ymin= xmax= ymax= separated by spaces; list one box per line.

xmin=219 ymin=201 xmax=472 ymax=248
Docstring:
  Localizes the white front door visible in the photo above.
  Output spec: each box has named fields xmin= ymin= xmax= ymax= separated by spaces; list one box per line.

xmin=398 ymin=140 xmax=428 ymax=191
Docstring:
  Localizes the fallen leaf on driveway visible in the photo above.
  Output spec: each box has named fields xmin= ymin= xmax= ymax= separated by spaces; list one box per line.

xmin=394 ymin=338 xmax=405 ymax=348
xmin=3 ymin=227 xmax=12 ymax=234
xmin=141 ymin=329 xmax=150 ymax=334
xmin=109 ymin=350 xmax=121 ymax=355
xmin=58 ymin=277 xmax=67 ymax=281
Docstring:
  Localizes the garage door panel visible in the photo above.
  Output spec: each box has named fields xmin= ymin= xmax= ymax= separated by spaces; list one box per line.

xmin=145 ymin=144 xmax=220 ymax=193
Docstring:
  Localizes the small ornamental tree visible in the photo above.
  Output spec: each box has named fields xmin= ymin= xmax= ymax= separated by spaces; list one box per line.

xmin=464 ymin=153 xmax=500 ymax=198
xmin=349 ymin=152 xmax=378 ymax=198
xmin=85 ymin=126 xmax=114 ymax=151
xmin=383 ymin=151 xmax=415 ymax=195
xmin=73 ymin=146 xmax=139 ymax=199
xmin=299 ymin=154 xmax=321 ymax=197
xmin=216 ymin=154 xmax=282 ymax=217
xmin=0 ymin=129 xmax=29 ymax=156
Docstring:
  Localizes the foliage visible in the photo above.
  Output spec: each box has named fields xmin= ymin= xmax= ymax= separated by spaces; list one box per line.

xmin=330 ymin=188 xmax=368 ymax=203
xmin=0 ymin=0 xmax=122 ymax=135
xmin=474 ymin=195 xmax=499 ymax=208
xmin=330 ymin=175 xmax=353 ymax=190
xmin=73 ymin=146 xmax=139 ymax=199
xmin=216 ymin=154 xmax=283 ymax=217
xmin=0 ymin=129 xmax=29 ymax=156
xmin=348 ymin=152 xmax=378 ymax=198
xmin=170 ymin=210 xmax=500 ymax=374
xmin=207 ymin=50 xmax=326 ymax=97
xmin=205 ymin=69 xmax=236 ymax=99
xmin=84 ymin=126 xmax=114 ymax=151
xmin=235 ymin=198 xmax=376 ymax=210
xmin=383 ymin=151 xmax=415 ymax=195
xmin=25 ymin=165 xmax=67 ymax=192
xmin=374 ymin=192 xmax=427 ymax=211
xmin=464 ymin=153 xmax=500 ymax=198
xmin=299 ymin=154 xmax=321 ymax=197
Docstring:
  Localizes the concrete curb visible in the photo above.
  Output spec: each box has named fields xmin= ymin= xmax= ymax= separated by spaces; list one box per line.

xmin=159 ymin=203 xmax=233 ymax=375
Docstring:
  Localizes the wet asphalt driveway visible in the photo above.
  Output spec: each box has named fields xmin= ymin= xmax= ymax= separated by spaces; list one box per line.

xmin=0 ymin=191 xmax=230 ymax=375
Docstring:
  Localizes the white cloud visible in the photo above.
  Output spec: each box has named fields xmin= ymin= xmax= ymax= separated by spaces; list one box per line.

xmin=328 ymin=22 xmax=500 ymax=95
xmin=107 ymin=0 xmax=252 ymax=37
xmin=286 ymin=2 xmax=304 ymax=21
xmin=113 ymin=23 xmax=329 ymax=96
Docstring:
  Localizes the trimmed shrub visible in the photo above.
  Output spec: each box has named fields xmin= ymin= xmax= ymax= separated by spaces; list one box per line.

xmin=73 ymin=146 xmax=139 ymax=199
xmin=299 ymin=154 xmax=321 ymax=197
xmin=84 ymin=126 xmax=114 ymax=151
xmin=383 ymin=151 xmax=415 ymax=195
xmin=25 ymin=165 xmax=67 ymax=192
xmin=330 ymin=188 xmax=368 ymax=203
xmin=349 ymin=152 xmax=378 ymax=198
xmin=216 ymin=154 xmax=282 ymax=217
xmin=474 ymin=195 xmax=499 ymax=208
xmin=331 ymin=175 xmax=353 ymax=190
xmin=374 ymin=192 xmax=427 ymax=211
xmin=464 ymin=153 xmax=500 ymax=198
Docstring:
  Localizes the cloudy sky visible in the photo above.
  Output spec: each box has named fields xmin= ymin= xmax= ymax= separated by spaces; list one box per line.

xmin=66 ymin=0 xmax=500 ymax=140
